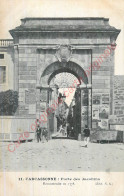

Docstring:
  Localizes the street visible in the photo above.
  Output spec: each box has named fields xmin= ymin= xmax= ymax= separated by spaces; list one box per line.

xmin=0 ymin=139 xmax=124 ymax=171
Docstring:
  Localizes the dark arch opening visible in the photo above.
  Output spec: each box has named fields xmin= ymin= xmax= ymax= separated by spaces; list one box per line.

xmin=41 ymin=61 xmax=88 ymax=85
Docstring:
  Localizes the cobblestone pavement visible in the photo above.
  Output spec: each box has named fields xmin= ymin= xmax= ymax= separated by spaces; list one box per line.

xmin=0 ymin=139 xmax=124 ymax=171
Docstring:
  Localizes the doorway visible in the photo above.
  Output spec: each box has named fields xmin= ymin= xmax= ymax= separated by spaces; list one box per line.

xmin=48 ymin=71 xmax=81 ymax=139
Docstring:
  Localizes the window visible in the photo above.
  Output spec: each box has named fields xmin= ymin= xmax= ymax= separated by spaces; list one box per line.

xmin=0 ymin=54 xmax=4 ymax=59
xmin=0 ymin=66 xmax=6 ymax=84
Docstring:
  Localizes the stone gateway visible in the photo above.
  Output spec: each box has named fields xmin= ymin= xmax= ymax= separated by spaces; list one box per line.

xmin=0 ymin=17 xmax=122 ymax=141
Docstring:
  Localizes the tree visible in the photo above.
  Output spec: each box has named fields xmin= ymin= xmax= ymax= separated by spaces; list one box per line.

xmin=0 ymin=90 xmax=18 ymax=115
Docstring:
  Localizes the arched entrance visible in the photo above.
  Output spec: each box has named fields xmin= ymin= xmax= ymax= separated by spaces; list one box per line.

xmin=36 ymin=60 xmax=91 ymax=140
xmin=48 ymin=71 xmax=80 ymax=139
xmin=40 ymin=61 xmax=88 ymax=85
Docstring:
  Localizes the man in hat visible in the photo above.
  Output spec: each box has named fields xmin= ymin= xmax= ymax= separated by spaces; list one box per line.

xmin=36 ymin=125 xmax=41 ymax=143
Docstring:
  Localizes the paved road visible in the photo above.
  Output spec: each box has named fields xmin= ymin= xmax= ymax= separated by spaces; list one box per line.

xmin=0 ymin=139 xmax=124 ymax=171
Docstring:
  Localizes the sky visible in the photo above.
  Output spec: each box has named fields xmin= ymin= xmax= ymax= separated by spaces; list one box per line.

xmin=0 ymin=0 xmax=124 ymax=75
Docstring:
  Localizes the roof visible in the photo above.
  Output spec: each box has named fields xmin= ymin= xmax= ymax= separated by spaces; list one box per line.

xmin=9 ymin=17 xmax=120 ymax=37
xmin=21 ymin=17 xmax=109 ymax=21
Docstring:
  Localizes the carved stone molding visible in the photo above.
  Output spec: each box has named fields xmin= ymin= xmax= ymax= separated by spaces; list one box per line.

xmin=55 ymin=45 xmax=72 ymax=62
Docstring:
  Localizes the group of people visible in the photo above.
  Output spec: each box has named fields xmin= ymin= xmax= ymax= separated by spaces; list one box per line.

xmin=36 ymin=121 xmax=90 ymax=147
xmin=36 ymin=125 xmax=48 ymax=143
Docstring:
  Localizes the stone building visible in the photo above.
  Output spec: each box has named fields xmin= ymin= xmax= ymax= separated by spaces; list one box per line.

xmin=0 ymin=17 xmax=122 ymax=141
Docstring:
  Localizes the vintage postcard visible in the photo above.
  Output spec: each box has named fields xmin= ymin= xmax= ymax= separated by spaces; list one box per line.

xmin=0 ymin=0 xmax=124 ymax=195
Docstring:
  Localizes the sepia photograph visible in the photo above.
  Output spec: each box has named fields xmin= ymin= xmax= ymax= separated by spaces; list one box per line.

xmin=0 ymin=0 xmax=124 ymax=195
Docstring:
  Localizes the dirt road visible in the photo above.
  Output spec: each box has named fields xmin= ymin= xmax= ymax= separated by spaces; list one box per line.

xmin=0 ymin=139 xmax=124 ymax=171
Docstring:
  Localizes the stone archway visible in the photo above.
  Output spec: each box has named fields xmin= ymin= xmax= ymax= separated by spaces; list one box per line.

xmin=37 ymin=60 xmax=91 ymax=139
xmin=39 ymin=60 xmax=89 ymax=86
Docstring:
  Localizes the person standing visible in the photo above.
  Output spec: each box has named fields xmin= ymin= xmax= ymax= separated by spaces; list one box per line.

xmin=59 ymin=125 xmax=65 ymax=136
xmin=36 ymin=125 xmax=41 ymax=143
xmin=67 ymin=123 xmax=71 ymax=138
xmin=83 ymin=125 xmax=90 ymax=147
xmin=42 ymin=128 xmax=48 ymax=142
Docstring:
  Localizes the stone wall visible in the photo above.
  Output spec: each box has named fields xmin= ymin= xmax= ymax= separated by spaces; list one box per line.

xmin=18 ymin=47 xmax=37 ymax=117
xmin=0 ymin=116 xmax=35 ymax=141
xmin=92 ymin=46 xmax=115 ymax=129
